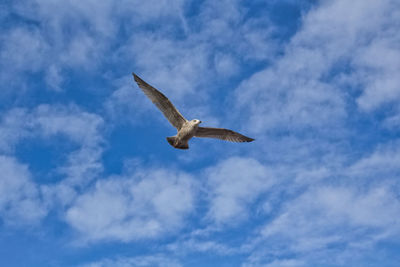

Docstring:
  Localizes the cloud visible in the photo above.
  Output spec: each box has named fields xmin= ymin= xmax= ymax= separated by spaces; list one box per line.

xmin=119 ymin=32 xmax=211 ymax=103
xmin=0 ymin=155 xmax=47 ymax=224
xmin=33 ymin=105 xmax=103 ymax=146
xmin=66 ymin=167 xmax=196 ymax=243
xmin=263 ymin=186 xmax=400 ymax=239
xmin=33 ymin=104 xmax=105 ymax=186
xmin=1 ymin=1 xmax=116 ymax=91
xmin=240 ymin=138 xmax=400 ymax=265
xmin=300 ymin=0 xmax=400 ymax=112
xmin=234 ymin=0 xmax=400 ymax=136
xmin=0 ymin=108 xmax=32 ymax=153
xmin=245 ymin=258 xmax=305 ymax=267
xmin=82 ymin=254 xmax=182 ymax=267
xmin=0 ymin=104 xmax=105 ymax=210
xmin=104 ymin=75 xmax=146 ymax=124
xmin=3 ymin=0 xmax=186 ymax=76
xmin=44 ymin=65 xmax=63 ymax=91
xmin=0 ymin=26 xmax=46 ymax=73
xmin=383 ymin=113 xmax=400 ymax=130
xmin=2 ymin=0 xmax=278 ymax=129
xmin=352 ymin=33 xmax=400 ymax=111
xmin=245 ymin=185 xmax=400 ymax=266
xmin=1 ymin=104 xmax=104 ymax=181
xmin=0 ymin=26 xmax=48 ymax=94
xmin=167 ymin=238 xmax=236 ymax=256
xmin=348 ymin=140 xmax=400 ymax=180
xmin=206 ymin=157 xmax=274 ymax=225
xmin=110 ymin=0 xmax=278 ymax=127
xmin=194 ymin=0 xmax=278 ymax=61
xmin=1 ymin=0 xmax=399 ymax=266
xmin=214 ymin=53 xmax=240 ymax=77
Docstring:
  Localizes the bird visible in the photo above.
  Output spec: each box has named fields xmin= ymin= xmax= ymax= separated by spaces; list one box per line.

xmin=132 ymin=73 xmax=254 ymax=149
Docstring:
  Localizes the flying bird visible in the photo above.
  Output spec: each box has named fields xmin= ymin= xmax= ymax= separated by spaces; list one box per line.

xmin=132 ymin=73 xmax=254 ymax=149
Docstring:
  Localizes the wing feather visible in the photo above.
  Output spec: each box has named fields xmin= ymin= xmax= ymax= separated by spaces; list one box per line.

xmin=194 ymin=127 xmax=254 ymax=143
xmin=132 ymin=73 xmax=187 ymax=130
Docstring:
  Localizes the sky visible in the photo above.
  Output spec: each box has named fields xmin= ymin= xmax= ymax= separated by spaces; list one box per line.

xmin=0 ymin=0 xmax=400 ymax=266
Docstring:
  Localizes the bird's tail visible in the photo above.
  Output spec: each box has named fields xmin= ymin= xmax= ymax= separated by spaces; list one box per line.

xmin=166 ymin=136 xmax=189 ymax=150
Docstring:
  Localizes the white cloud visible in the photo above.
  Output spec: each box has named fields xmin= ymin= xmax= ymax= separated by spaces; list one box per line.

xmin=235 ymin=68 xmax=346 ymax=135
xmin=347 ymin=140 xmax=400 ymax=181
xmin=302 ymin=0 xmax=400 ymax=112
xmin=353 ymin=34 xmax=400 ymax=111
xmin=383 ymin=113 xmax=400 ymax=129
xmin=0 ymin=27 xmax=46 ymax=73
xmin=33 ymin=104 xmax=105 ymax=186
xmin=244 ymin=258 xmax=305 ymax=267
xmin=2 ymin=0 xmax=277 ymax=133
xmin=82 ymin=254 xmax=182 ymax=267
xmin=195 ymin=0 xmax=277 ymax=61
xmin=234 ymin=0 xmax=400 ymax=136
xmin=66 ymin=167 xmax=196 ymax=243
xmin=60 ymin=32 xmax=101 ymax=69
xmin=0 ymin=104 xmax=105 ymax=209
xmin=263 ymin=186 xmax=400 ymax=236
xmin=0 ymin=26 xmax=48 ymax=92
xmin=240 ymin=137 xmax=400 ymax=265
xmin=105 ymin=75 xmax=148 ymax=124
xmin=45 ymin=65 xmax=63 ymax=91
xmin=0 ymin=155 xmax=47 ymax=224
xmin=33 ymin=104 xmax=103 ymax=147
xmin=0 ymin=108 xmax=32 ymax=153
xmin=7 ymin=0 xmax=186 ymax=75
xmin=214 ymin=53 xmax=239 ymax=77
xmin=111 ymin=0 xmax=277 ymax=128
xmin=121 ymin=33 xmax=210 ymax=101
xmin=206 ymin=157 xmax=274 ymax=225
xmin=0 ymin=1 xmax=399 ymax=265
xmin=167 ymin=238 xmax=236 ymax=256
xmin=251 ymin=185 xmax=400 ymax=266
xmin=14 ymin=0 xmax=117 ymax=37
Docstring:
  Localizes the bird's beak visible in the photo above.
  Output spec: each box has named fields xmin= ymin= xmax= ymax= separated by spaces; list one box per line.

xmin=200 ymin=121 xmax=202 ymax=123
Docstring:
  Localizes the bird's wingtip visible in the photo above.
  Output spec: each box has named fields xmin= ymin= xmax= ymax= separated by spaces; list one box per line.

xmin=132 ymin=72 xmax=141 ymax=83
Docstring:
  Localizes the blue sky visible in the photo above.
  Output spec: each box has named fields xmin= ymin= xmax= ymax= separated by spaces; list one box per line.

xmin=1 ymin=0 xmax=400 ymax=266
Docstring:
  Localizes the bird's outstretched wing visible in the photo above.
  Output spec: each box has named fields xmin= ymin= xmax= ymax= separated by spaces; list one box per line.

xmin=194 ymin=127 xmax=255 ymax=142
xmin=132 ymin=73 xmax=187 ymax=130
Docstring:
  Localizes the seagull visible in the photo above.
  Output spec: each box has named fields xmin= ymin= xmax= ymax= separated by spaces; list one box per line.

xmin=132 ymin=73 xmax=254 ymax=149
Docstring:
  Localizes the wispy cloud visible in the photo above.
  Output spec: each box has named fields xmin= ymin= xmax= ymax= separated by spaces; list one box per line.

xmin=234 ymin=0 xmax=400 ymax=136
xmin=66 ymin=167 xmax=197 ymax=243
xmin=0 ymin=104 xmax=105 ymax=184
xmin=0 ymin=155 xmax=47 ymax=224
xmin=82 ymin=254 xmax=182 ymax=267
xmin=1 ymin=0 xmax=399 ymax=266
xmin=245 ymin=185 xmax=400 ymax=266
xmin=206 ymin=157 xmax=275 ymax=225
xmin=0 ymin=104 xmax=105 ymax=221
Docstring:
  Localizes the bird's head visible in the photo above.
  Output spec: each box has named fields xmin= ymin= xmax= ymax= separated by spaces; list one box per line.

xmin=191 ymin=119 xmax=202 ymax=125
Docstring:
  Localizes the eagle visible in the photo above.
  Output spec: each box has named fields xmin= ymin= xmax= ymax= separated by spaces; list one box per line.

xmin=132 ymin=73 xmax=254 ymax=149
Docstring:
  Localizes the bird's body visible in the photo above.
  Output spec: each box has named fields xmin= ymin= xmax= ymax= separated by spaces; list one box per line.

xmin=178 ymin=120 xmax=200 ymax=141
xmin=132 ymin=73 xmax=254 ymax=149
xmin=167 ymin=120 xmax=201 ymax=149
